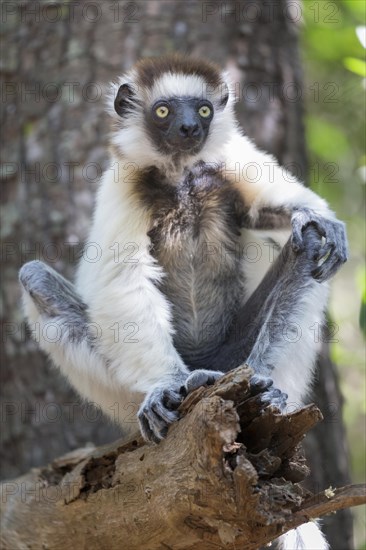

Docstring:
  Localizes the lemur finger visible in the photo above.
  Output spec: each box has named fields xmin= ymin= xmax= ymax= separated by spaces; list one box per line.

xmin=312 ymin=227 xmax=342 ymax=280
xmin=314 ymin=241 xmax=335 ymax=262
xmin=139 ymin=403 xmax=177 ymax=444
xmin=151 ymin=401 xmax=180 ymax=425
xmin=138 ymin=383 xmax=185 ymax=444
xmin=291 ymin=209 xmax=323 ymax=253
xmin=138 ymin=413 xmax=161 ymax=444
xmin=317 ymin=219 xmax=348 ymax=264
xmin=312 ymin=255 xmax=344 ymax=282
xmin=291 ymin=221 xmax=305 ymax=252
xmin=301 ymin=224 xmax=324 ymax=260
xmin=162 ymin=389 xmax=183 ymax=409
xmin=261 ymin=388 xmax=281 ymax=402
xmin=334 ymin=222 xmax=349 ymax=263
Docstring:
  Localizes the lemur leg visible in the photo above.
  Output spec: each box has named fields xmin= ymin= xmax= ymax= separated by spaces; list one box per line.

xmin=184 ymin=225 xmax=330 ymax=550
xmin=19 ymin=261 xmax=112 ymax=398
xmin=20 ymin=261 xmax=89 ymax=323
xmin=20 ymin=261 xmax=183 ymax=441
xmin=186 ymin=225 xmax=329 ymax=408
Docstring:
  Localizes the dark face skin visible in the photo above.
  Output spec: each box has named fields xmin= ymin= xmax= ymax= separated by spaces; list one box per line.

xmin=144 ymin=97 xmax=214 ymax=157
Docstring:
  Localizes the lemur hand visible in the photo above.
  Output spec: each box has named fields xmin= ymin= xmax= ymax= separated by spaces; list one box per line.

xmin=138 ymin=370 xmax=224 ymax=444
xmin=138 ymin=379 xmax=185 ymax=444
xmin=291 ymin=208 xmax=348 ymax=282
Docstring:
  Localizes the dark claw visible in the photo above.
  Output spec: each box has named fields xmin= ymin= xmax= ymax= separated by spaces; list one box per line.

xmin=138 ymin=412 xmax=161 ymax=444
xmin=314 ymin=241 xmax=334 ymax=262
xmin=312 ymin=255 xmax=343 ymax=282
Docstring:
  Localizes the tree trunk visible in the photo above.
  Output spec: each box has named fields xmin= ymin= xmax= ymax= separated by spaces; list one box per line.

xmin=1 ymin=367 xmax=364 ymax=549
xmin=1 ymin=1 xmax=353 ymax=547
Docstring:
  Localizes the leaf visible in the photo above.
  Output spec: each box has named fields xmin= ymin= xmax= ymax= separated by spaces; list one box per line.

xmin=343 ymin=57 xmax=366 ymax=76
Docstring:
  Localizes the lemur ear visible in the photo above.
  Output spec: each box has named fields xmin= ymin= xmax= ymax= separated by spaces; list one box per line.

xmin=114 ymin=83 xmax=135 ymax=117
xmin=218 ymin=82 xmax=229 ymax=109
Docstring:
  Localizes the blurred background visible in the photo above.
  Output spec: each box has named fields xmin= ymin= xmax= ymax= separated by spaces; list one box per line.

xmin=1 ymin=1 xmax=365 ymax=548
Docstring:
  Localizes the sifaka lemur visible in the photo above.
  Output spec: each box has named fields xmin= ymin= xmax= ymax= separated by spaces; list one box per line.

xmin=20 ymin=54 xmax=348 ymax=550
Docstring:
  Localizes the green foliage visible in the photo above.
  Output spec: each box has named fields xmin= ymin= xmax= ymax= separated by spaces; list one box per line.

xmin=341 ymin=0 xmax=366 ymax=20
xmin=305 ymin=25 xmax=363 ymax=62
xmin=302 ymin=0 xmax=365 ymax=285
xmin=306 ymin=116 xmax=349 ymax=161
xmin=344 ymin=57 xmax=366 ymax=76
xmin=357 ymin=266 xmax=366 ymax=338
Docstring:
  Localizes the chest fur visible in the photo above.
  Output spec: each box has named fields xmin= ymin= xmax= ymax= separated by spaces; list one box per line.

xmin=134 ymin=164 xmax=246 ymax=363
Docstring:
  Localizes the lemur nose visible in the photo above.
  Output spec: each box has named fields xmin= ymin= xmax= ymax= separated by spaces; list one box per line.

xmin=180 ymin=123 xmax=200 ymax=138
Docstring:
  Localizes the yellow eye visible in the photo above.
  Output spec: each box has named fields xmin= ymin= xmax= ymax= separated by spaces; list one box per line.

xmin=155 ymin=105 xmax=169 ymax=118
xmin=198 ymin=105 xmax=211 ymax=118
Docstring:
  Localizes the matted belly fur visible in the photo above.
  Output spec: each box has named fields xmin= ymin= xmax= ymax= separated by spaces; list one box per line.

xmin=134 ymin=163 xmax=246 ymax=368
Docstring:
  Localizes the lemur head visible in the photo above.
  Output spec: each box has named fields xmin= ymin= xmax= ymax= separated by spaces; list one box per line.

xmin=109 ymin=54 xmax=236 ymax=169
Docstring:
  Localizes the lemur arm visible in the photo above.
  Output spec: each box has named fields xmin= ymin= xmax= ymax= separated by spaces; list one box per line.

xmin=218 ymin=131 xmax=348 ymax=280
xmin=220 ymin=131 xmax=330 ymax=215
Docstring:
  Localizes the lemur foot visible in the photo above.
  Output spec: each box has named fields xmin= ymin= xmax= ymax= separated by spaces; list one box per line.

xmin=19 ymin=260 xmax=88 ymax=318
xmin=138 ymin=383 xmax=184 ymax=444
xmin=183 ymin=369 xmax=224 ymax=394
xmin=249 ymin=374 xmax=288 ymax=412
xmin=291 ymin=209 xmax=348 ymax=282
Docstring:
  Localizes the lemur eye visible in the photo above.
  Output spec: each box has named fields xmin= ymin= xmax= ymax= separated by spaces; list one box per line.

xmin=198 ymin=105 xmax=211 ymax=118
xmin=155 ymin=105 xmax=169 ymax=118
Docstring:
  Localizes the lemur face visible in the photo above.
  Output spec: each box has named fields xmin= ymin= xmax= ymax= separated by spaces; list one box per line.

xmin=144 ymin=96 xmax=214 ymax=155
xmin=111 ymin=54 xmax=233 ymax=165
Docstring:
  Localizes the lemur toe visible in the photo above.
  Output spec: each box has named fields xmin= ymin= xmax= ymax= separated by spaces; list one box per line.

xmin=184 ymin=369 xmax=224 ymax=394
xmin=249 ymin=374 xmax=273 ymax=394
xmin=249 ymin=375 xmax=287 ymax=410
xmin=260 ymin=386 xmax=288 ymax=412
xmin=138 ymin=386 xmax=183 ymax=444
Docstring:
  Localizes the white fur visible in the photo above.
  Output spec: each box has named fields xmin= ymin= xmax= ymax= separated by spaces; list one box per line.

xmin=75 ymin=165 xmax=189 ymax=395
xmin=204 ymin=129 xmax=335 ymax=221
xmin=268 ymin=280 xmax=328 ymax=406
xmin=150 ymin=73 xmax=209 ymax=103
xmin=21 ymin=291 xmax=142 ymax=435
xmin=277 ymin=522 xmax=329 ymax=550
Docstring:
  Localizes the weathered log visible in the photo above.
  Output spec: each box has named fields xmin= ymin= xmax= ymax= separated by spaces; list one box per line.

xmin=1 ymin=366 xmax=364 ymax=550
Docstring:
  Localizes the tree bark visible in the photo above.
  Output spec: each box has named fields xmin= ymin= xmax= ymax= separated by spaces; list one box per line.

xmin=1 ymin=367 xmax=364 ymax=550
